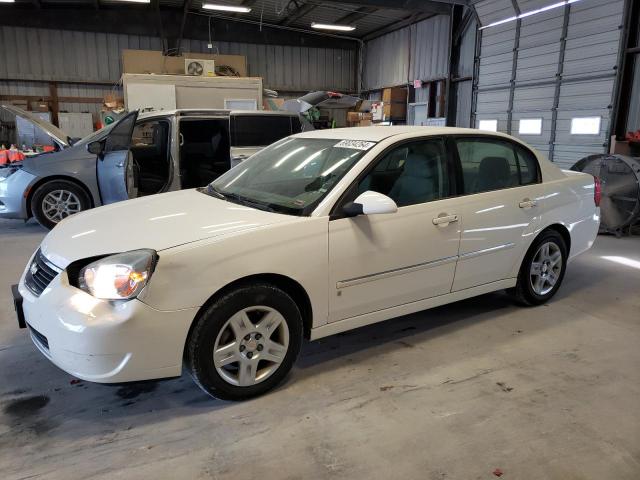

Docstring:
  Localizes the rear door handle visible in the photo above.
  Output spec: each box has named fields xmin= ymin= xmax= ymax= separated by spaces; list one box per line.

xmin=519 ymin=198 xmax=537 ymax=209
xmin=432 ymin=214 xmax=459 ymax=226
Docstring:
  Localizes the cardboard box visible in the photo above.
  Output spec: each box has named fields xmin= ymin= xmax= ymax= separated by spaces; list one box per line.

xmin=381 ymin=87 xmax=407 ymax=120
xmin=383 ymin=102 xmax=406 ymax=119
xmin=347 ymin=111 xmax=373 ymax=122
xmin=382 ymin=87 xmax=407 ymax=104
xmin=30 ymin=101 xmax=49 ymax=112
xmin=610 ymin=135 xmax=631 ymax=155
xmin=122 ymin=49 xmax=247 ymax=77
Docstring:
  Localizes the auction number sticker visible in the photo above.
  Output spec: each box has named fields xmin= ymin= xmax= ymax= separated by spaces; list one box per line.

xmin=334 ymin=140 xmax=377 ymax=150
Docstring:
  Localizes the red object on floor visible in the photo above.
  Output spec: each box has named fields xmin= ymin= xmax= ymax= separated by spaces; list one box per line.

xmin=493 ymin=468 xmax=504 ymax=477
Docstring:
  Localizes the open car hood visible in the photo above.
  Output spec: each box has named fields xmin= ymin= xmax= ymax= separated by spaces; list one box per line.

xmin=1 ymin=104 xmax=71 ymax=149
xmin=283 ymin=91 xmax=361 ymax=114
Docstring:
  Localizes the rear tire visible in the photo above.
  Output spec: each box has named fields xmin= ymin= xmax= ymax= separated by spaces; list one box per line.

xmin=512 ymin=230 xmax=568 ymax=306
xmin=186 ymin=283 xmax=303 ymax=401
xmin=31 ymin=180 xmax=91 ymax=230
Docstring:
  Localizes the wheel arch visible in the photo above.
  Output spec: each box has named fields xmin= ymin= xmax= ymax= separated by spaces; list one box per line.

xmin=26 ymin=175 xmax=96 ymax=218
xmin=540 ymin=223 xmax=571 ymax=255
xmin=183 ymin=273 xmax=314 ymax=360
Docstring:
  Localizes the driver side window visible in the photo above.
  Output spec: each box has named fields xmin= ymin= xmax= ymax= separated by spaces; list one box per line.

xmin=357 ymin=139 xmax=450 ymax=207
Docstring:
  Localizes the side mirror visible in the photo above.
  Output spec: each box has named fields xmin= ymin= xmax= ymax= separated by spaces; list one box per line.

xmin=87 ymin=140 xmax=103 ymax=156
xmin=343 ymin=191 xmax=398 ymax=217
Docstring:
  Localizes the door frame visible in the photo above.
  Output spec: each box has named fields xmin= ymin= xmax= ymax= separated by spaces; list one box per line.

xmin=96 ymin=109 xmax=139 ymax=204
xmin=444 ymin=134 xmax=543 ymax=197
xmin=328 ymin=135 xmax=461 ymax=220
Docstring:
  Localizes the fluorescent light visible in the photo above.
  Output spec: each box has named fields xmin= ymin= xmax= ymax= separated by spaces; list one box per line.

xmin=202 ymin=3 xmax=251 ymax=12
xmin=0 ymin=0 xmax=16 ymax=3
xmin=478 ymin=119 xmax=498 ymax=132
xmin=519 ymin=118 xmax=543 ymax=135
xmin=571 ymin=116 xmax=601 ymax=135
xmin=480 ymin=0 xmax=582 ymax=30
xmin=110 ymin=0 xmax=151 ymax=3
xmin=311 ymin=22 xmax=356 ymax=32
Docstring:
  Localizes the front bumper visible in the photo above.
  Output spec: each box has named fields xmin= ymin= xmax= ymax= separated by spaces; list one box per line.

xmin=0 ymin=168 xmax=36 ymax=219
xmin=18 ymin=262 xmax=198 ymax=383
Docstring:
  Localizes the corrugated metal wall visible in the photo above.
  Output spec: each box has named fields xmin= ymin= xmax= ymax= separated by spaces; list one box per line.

xmin=471 ymin=0 xmax=625 ymax=168
xmin=0 ymin=26 xmax=356 ymax=121
xmin=363 ymin=15 xmax=450 ymax=90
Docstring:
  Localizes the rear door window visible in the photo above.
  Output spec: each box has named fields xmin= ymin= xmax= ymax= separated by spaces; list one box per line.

xmin=515 ymin=144 xmax=540 ymax=185
xmin=231 ymin=115 xmax=294 ymax=147
xmin=455 ymin=138 xmax=520 ymax=194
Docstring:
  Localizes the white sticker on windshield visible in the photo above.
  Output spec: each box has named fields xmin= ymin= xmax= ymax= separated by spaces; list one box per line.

xmin=334 ymin=140 xmax=376 ymax=151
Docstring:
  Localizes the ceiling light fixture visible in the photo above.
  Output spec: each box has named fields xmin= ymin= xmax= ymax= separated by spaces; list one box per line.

xmin=480 ymin=0 xmax=581 ymax=30
xmin=202 ymin=3 xmax=251 ymax=13
xmin=311 ymin=22 xmax=356 ymax=32
xmin=110 ymin=0 xmax=151 ymax=3
xmin=0 ymin=0 xmax=16 ymax=3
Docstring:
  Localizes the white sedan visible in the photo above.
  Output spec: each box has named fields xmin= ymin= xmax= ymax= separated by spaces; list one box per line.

xmin=13 ymin=127 xmax=600 ymax=400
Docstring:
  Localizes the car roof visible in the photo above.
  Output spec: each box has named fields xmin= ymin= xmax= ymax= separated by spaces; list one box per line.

xmin=293 ymin=126 xmax=516 ymax=142
xmin=137 ymin=109 xmax=298 ymax=120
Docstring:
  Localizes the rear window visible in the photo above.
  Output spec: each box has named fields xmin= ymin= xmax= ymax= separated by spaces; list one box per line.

xmin=231 ymin=115 xmax=294 ymax=147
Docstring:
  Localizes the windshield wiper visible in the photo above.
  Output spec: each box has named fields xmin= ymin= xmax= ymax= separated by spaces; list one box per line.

xmin=205 ymin=184 xmax=226 ymax=199
xmin=227 ymin=193 xmax=276 ymax=212
xmin=205 ymin=185 xmax=275 ymax=212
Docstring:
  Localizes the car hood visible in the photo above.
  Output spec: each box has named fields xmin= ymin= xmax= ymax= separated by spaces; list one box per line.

xmin=1 ymin=104 xmax=71 ymax=149
xmin=40 ymin=189 xmax=298 ymax=269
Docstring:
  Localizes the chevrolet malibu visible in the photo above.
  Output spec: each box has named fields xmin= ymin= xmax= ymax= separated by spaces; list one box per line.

xmin=13 ymin=127 xmax=600 ymax=400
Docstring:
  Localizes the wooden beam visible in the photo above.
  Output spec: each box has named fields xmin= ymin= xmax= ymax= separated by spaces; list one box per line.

xmin=48 ymin=82 xmax=59 ymax=127
xmin=0 ymin=95 xmax=119 ymax=105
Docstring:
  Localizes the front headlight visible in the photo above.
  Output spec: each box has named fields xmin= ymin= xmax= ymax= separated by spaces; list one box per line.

xmin=0 ymin=167 xmax=18 ymax=181
xmin=78 ymin=249 xmax=158 ymax=300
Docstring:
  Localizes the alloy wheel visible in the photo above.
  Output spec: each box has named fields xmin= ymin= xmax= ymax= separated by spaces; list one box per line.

xmin=42 ymin=189 xmax=82 ymax=223
xmin=529 ymin=241 xmax=563 ymax=296
xmin=213 ymin=306 xmax=290 ymax=387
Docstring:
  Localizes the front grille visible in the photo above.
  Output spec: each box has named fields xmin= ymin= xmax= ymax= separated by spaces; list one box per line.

xmin=24 ymin=249 xmax=61 ymax=296
xmin=28 ymin=324 xmax=49 ymax=351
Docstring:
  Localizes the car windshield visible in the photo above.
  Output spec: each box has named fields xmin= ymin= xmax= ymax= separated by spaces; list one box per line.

xmin=206 ymin=137 xmax=375 ymax=215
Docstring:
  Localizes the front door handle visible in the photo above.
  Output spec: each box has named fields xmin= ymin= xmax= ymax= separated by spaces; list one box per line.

xmin=432 ymin=214 xmax=459 ymax=226
xmin=519 ymin=198 xmax=538 ymax=209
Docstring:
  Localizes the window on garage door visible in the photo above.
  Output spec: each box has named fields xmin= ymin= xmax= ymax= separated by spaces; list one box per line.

xmin=455 ymin=137 xmax=522 ymax=194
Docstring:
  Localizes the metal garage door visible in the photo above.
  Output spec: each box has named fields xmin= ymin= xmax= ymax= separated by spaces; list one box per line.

xmin=471 ymin=0 xmax=625 ymax=168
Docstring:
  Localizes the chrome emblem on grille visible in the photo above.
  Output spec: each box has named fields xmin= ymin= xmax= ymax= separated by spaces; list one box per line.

xmin=30 ymin=262 xmax=38 ymax=276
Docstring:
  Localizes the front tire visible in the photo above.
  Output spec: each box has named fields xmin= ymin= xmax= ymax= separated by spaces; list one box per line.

xmin=512 ymin=230 xmax=568 ymax=306
xmin=186 ymin=283 xmax=303 ymax=401
xmin=31 ymin=180 xmax=91 ymax=230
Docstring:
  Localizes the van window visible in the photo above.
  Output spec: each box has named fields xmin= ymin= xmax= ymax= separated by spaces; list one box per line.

xmin=231 ymin=115 xmax=294 ymax=147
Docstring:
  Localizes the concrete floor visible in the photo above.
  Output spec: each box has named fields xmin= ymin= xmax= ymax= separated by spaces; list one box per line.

xmin=0 ymin=218 xmax=639 ymax=480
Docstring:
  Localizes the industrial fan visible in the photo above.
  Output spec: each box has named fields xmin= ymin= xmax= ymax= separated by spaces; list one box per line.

xmin=571 ymin=154 xmax=640 ymax=236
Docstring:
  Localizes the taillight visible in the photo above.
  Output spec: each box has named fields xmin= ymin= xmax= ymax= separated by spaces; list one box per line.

xmin=593 ymin=176 xmax=602 ymax=207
